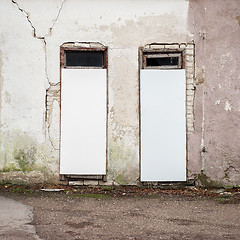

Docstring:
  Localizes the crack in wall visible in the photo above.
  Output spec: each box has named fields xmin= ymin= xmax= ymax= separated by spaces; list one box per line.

xmin=200 ymin=5 xmax=207 ymax=174
xmin=47 ymin=122 xmax=59 ymax=151
xmin=11 ymin=0 xmax=44 ymax=39
xmin=49 ymin=0 xmax=67 ymax=36
xmin=46 ymin=84 xmax=60 ymax=151
xmin=201 ymin=86 xmax=205 ymax=173
xmin=224 ymin=165 xmax=239 ymax=182
xmin=11 ymin=0 xmax=67 ymax=39
xmin=11 ymin=0 xmax=66 ymax=149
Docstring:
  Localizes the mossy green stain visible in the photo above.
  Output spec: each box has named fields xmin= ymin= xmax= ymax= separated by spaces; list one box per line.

xmin=71 ymin=193 xmax=111 ymax=199
xmin=0 ymin=163 xmax=20 ymax=172
xmin=0 ymin=130 xmax=59 ymax=183
xmin=197 ymin=172 xmax=223 ymax=188
xmin=114 ymin=174 xmax=128 ymax=185
xmin=14 ymin=146 xmax=37 ymax=171
xmin=109 ymin=141 xmax=139 ymax=185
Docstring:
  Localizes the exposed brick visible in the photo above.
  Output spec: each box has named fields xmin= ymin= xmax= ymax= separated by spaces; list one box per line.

xmin=186 ymin=44 xmax=194 ymax=50
xmin=74 ymin=42 xmax=90 ymax=48
xmin=187 ymin=90 xmax=194 ymax=96
xmin=180 ymin=44 xmax=186 ymax=48
xmin=186 ymin=105 xmax=193 ymax=110
xmin=185 ymin=63 xmax=194 ymax=70
xmin=149 ymin=44 xmax=165 ymax=49
xmin=187 ymin=121 xmax=194 ymax=127
xmin=69 ymin=181 xmax=84 ymax=186
xmin=187 ymin=127 xmax=194 ymax=132
xmin=187 ymin=84 xmax=195 ymax=90
xmin=185 ymin=66 xmax=194 ymax=72
xmin=186 ymin=73 xmax=194 ymax=78
xmin=49 ymin=84 xmax=60 ymax=91
xmin=83 ymin=180 xmax=99 ymax=186
xmin=187 ymin=101 xmax=193 ymax=106
xmin=187 ymin=78 xmax=194 ymax=84
xmin=186 ymin=55 xmax=194 ymax=62
xmin=98 ymin=180 xmax=114 ymax=186
xmin=185 ymin=49 xmax=194 ymax=55
xmin=165 ymin=44 xmax=179 ymax=49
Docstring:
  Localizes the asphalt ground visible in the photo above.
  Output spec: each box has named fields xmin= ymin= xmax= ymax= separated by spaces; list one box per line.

xmin=0 ymin=185 xmax=240 ymax=240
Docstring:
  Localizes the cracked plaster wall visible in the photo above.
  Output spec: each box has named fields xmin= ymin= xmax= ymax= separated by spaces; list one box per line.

xmin=1 ymin=0 xmax=239 ymax=186
xmin=187 ymin=0 xmax=240 ymax=186
xmin=0 ymin=0 xmax=65 ymax=183
xmin=0 ymin=0 xmax=195 ymax=185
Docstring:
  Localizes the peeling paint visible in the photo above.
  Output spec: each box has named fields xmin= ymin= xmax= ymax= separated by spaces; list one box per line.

xmin=224 ymin=101 xmax=232 ymax=112
xmin=4 ymin=91 xmax=11 ymax=104
xmin=236 ymin=16 xmax=240 ymax=26
xmin=196 ymin=66 xmax=205 ymax=85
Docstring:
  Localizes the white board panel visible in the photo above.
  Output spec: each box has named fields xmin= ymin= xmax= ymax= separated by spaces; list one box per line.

xmin=60 ymin=69 xmax=106 ymax=175
xmin=140 ymin=70 xmax=186 ymax=181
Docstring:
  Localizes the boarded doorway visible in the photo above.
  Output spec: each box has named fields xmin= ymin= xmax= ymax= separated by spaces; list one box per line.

xmin=140 ymin=48 xmax=186 ymax=181
xmin=60 ymin=45 xmax=107 ymax=176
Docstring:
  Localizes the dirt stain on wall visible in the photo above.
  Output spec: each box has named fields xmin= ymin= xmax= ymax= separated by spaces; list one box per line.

xmin=236 ymin=16 xmax=240 ymax=26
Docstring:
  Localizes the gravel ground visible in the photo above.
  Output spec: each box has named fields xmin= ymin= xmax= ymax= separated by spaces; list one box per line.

xmin=1 ymin=185 xmax=240 ymax=240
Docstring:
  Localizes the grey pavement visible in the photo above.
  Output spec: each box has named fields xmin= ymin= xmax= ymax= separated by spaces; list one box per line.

xmin=0 ymin=196 xmax=42 ymax=240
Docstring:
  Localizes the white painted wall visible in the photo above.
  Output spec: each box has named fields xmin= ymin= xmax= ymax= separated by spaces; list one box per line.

xmin=0 ymin=0 xmax=190 ymax=184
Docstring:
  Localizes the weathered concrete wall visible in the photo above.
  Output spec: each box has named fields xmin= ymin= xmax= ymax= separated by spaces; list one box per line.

xmin=0 ymin=0 xmax=190 ymax=185
xmin=188 ymin=0 xmax=240 ymax=187
xmin=3 ymin=0 xmax=239 ymax=187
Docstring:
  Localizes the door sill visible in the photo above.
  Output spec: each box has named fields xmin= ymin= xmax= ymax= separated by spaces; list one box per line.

xmin=60 ymin=174 xmax=106 ymax=181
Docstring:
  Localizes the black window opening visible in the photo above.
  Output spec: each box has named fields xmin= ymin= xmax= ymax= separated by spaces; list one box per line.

xmin=147 ymin=56 xmax=179 ymax=66
xmin=65 ymin=50 xmax=106 ymax=68
xmin=143 ymin=53 xmax=182 ymax=69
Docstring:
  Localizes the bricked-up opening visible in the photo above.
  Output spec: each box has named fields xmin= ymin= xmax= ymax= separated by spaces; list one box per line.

xmin=60 ymin=43 xmax=108 ymax=181
xmin=65 ymin=51 xmax=104 ymax=67
xmin=143 ymin=52 xmax=182 ymax=69
xmin=139 ymin=43 xmax=196 ymax=183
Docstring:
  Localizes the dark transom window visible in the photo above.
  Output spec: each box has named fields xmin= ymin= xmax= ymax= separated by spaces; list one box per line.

xmin=142 ymin=52 xmax=182 ymax=69
xmin=65 ymin=51 xmax=104 ymax=68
